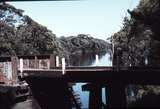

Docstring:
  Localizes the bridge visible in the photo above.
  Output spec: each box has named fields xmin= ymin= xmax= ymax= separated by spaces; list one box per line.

xmin=0 ymin=55 xmax=160 ymax=109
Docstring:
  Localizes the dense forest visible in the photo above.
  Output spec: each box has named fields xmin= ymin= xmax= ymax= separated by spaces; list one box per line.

xmin=0 ymin=3 xmax=110 ymax=59
xmin=112 ymin=0 xmax=160 ymax=107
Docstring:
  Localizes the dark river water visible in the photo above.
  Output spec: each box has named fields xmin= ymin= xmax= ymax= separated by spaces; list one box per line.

xmin=72 ymin=53 xmax=112 ymax=109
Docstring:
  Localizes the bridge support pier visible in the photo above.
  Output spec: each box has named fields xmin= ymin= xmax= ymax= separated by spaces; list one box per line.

xmin=82 ymin=83 xmax=126 ymax=108
xmin=108 ymin=83 xmax=126 ymax=108
xmin=82 ymin=83 xmax=104 ymax=109
xmin=88 ymin=86 xmax=102 ymax=109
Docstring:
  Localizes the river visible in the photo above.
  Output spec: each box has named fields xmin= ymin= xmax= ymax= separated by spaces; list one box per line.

xmin=73 ymin=53 xmax=112 ymax=109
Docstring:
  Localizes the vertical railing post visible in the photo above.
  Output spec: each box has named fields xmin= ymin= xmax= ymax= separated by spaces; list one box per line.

xmin=34 ymin=56 xmax=39 ymax=69
xmin=62 ymin=58 xmax=66 ymax=75
xmin=95 ymin=54 xmax=99 ymax=66
xmin=50 ymin=54 xmax=56 ymax=69
xmin=11 ymin=56 xmax=18 ymax=83
xmin=56 ymin=56 xmax=60 ymax=67
xmin=20 ymin=58 xmax=23 ymax=78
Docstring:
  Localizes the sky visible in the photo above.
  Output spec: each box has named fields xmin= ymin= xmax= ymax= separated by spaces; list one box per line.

xmin=9 ymin=0 xmax=140 ymax=40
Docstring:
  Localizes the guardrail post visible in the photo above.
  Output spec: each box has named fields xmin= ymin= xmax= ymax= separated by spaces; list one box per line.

xmin=11 ymin=56 xmax=18 ymax=83
xmin=62 ymin=58 xmax=66 ymax=75
xmin=50 ymin=54 xmax=56 ymax=69
xmin=56 ymin=56 xmax=59 ymax=67
xmin=95 ymin=54 xmax=99 ymax=66
xmin=20 ymin=58 xmax=23 ymax=78
xmin=34 ymin=56 xmax=39 ymax=69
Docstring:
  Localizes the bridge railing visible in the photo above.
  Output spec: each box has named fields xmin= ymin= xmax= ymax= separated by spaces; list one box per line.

xmin=0 ymin=54 xmax=64 ymax=84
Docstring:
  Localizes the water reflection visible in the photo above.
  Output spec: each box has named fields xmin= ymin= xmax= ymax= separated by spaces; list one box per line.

xmin=72 ymin=52 xmax=112 ymax=109
xmin=68 ymin=52 xmax=107 ymax=66
xmin=91 ymin=53 xmax=112 ymax=66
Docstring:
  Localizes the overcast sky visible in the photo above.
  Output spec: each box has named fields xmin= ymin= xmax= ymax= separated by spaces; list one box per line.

xmin=9 ymin=0 xmax=140 ymax=40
